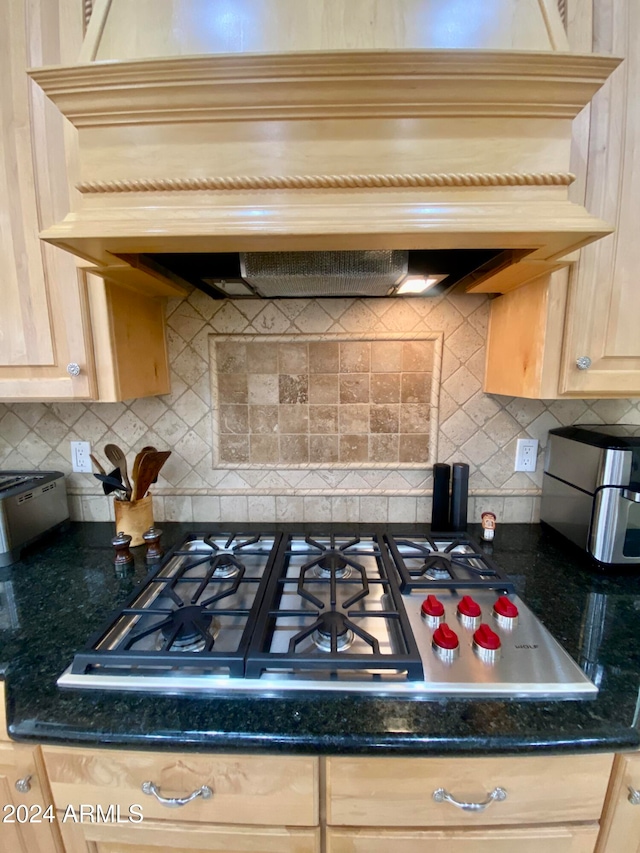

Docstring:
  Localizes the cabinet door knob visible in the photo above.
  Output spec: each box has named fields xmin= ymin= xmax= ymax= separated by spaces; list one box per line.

xmin=15 ymin=775 xmax=32 ymax=793
xmin=629 ymin=786 xmax=640 ymax=805
xmin=576 ymin=356 xmax=592 ymax=370
xmin=433 ymin=786 xmax=507 ymax=812
xmin=141 ymin=780 xmax=213 ymax=808
xmin=66 ymin=363 xmax=81 ymax=377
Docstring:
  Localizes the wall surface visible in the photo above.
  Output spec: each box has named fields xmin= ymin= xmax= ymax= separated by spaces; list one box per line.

xmin=1 ymin=290 xmax=638 ymax=525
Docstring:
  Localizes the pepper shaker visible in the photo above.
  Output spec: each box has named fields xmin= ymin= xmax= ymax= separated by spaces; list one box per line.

xmin=112 ymin=531 xmax=134 ymax=571
xmin=143 ymin=527 xmax=164 ymax=563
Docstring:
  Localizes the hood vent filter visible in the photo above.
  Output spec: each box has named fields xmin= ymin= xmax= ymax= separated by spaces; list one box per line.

xmin=239 ymin=250 xmax=408 ymax=297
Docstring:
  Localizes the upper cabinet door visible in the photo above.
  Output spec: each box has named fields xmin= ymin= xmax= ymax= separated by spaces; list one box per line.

xmin=560 ymin=0 xmax=640 ymax=396
xmin=0 ymin=0 xmax=94 ymax=400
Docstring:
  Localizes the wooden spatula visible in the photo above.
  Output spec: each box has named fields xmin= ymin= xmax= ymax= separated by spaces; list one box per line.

xmin=132 ymin=446 xmax=156 ymax=491
xmin=134 ymin=450 xmax=171 ymax=501
xmin=105 ymin=443 xmax=133 ymax=497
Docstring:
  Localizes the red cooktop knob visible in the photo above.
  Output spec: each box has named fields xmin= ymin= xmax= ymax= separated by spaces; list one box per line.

xmin=421 ymin=595 xmax=445 ymax=618
xmin=432 ymin=623 xmax=459 ymax=650
xmin=473 ymin=624 xmax=501 ymax=650
xmin=457 ymin=595 xmax=481 ymax=618
xmin=494 ymin=596 xmax=519 ymax=619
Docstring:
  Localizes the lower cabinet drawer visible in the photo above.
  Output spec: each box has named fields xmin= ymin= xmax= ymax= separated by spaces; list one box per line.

xmin=42 ymin=748 xmax=318 ymax=827
xmin=60 ymin=819 xmax=321 ymax=853
xmin=327 ymin=824 xmax=600 ymax=853
xmin=327 ymin=754 xmax=613 ymax=827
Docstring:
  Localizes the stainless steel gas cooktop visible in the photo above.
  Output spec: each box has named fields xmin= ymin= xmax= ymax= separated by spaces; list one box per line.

xmin=58 ymin=530 xmax=596 ymax=699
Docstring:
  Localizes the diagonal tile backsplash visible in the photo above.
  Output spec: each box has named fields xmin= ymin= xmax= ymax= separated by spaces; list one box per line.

xmin=2 ymin=289 xmax=640 ymax=525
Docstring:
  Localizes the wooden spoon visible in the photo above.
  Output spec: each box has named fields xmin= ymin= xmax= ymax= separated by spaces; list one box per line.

xmin=105 ymin=443 xmax=133 ymax=497
xmin=134 ymin=450 xmax=171 ymax=501
xmin=132 ymin=445 xmax=157 ymax=490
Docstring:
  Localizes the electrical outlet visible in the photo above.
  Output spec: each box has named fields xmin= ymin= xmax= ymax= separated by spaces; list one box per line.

xmin=70 ymin=441 xmax=92 ymax=473
xmin=514 ymin=438 xmax=539 ymax=472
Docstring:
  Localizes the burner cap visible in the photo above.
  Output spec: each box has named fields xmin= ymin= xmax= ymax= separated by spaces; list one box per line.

xmin=313 ymin=552 xmax=351 ymax=579
xmin=312 ymin=611 xmax=354 ymax=651
xmin=160 ymin=605 xmax=216 ymax=652
xmin=422 ymin=555 xmax=452 ymax=580
xmin=210 ymin=552 xmax=241 ymax=578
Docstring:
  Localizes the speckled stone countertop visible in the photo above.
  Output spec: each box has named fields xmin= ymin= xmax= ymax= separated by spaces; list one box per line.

xmin=1 ymin=522 xmax=639 ymax=756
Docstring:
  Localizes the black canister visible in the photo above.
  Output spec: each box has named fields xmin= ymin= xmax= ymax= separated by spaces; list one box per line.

xmin=431 ymin=463 xmax=451 ymax=531
xmin=450 ymin=462 xmax=470 ymax=531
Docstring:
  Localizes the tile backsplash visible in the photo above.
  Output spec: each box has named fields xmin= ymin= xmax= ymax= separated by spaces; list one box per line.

xmin=1 ymin=289 xmax=639 ymax=525
xmin=211 ymin=335 xmax=439 ymax=467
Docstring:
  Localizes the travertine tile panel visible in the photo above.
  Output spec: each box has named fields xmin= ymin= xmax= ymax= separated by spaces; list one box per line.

xmin=248 ymin=374 xmax=278 ymax=404
xmin=246 ymin=341 xmax=278 ymax=373
xmin=371 ymin=341 xmax=403 ymax=372
xmin=370 ymin=434 xmax=399 ymax=463
xmin=219 ymin=434 xmax=249 ymax=463
xmin=279 ymin=374 xmax=309 ymax=404
xmin=280 ymin=434 xmax=309 ymax=464
xmin=399 ymin=434 xmax=430 ymax=463
xmin=249 ymin=405 xmax=279 ymax=435
xmin=219 ymin=405 xmax=248 ymax=434
xmin=310 ymin=434 xmax=340 ymax=463
xmin=340 ymin=341 xmax=371 ymax=373
xmin=403 ymin=340 xmax=434 ymax=372
xmin=279 ymin=404 xmax=309 ymax=434
xmin=370 ymin=404 xmax=399 ymax=434
xmin=309 ymin=374 xmax=339 ymax=404
xmin=309 ymin=406 xmax=338 ymax=434
xmin=278 ymin=342 xmax=308 ymax=374
xmin=339 ymin=404 xmax=369 ymax=434
xmin=401 ymin=373 xmax=431 ymax=403
xmin=340 ymin=435 xmax=368 ymax=462
xmin=250 ymin=435 xmax=279 ymax=463
xmin=371 ymin=373 xmax=400 ymax=403
xmin=216 ymin=342 xmax=246 ymax=373
xmin=340 ymin=374 xmax=369 ymax=403
xmin=218 ymin=374 xmax=248 ymax=404
xmin=309 ymin=341 xmax=339 ymax=373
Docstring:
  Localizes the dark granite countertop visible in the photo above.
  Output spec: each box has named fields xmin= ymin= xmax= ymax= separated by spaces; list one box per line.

xmin=1 ymin=521 xmax=639 ymax=756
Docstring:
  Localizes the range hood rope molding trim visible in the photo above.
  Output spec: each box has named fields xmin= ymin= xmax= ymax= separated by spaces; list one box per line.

xmin=76 ymin=172 xmax=576 ymax=194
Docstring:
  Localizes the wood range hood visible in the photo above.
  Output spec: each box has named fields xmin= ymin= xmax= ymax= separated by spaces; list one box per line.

xmin=28 ymin=0 xmax=620 ymax=299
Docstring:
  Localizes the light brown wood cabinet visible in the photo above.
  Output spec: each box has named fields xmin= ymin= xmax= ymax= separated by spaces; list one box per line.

xmin=41 ymin=745 xmax=320 ymax=853
xmin=0 ymin=742 xmax=63 ymax=853
xmin=326 ymin=754 xmax=609 ymax=853
xmin=485 ymin=0 xmax=640 ymax=399
xmin=0 ymin=0 xmax=175 ymax=402
xmin=595 ymin=752 xmax=640 ymax=853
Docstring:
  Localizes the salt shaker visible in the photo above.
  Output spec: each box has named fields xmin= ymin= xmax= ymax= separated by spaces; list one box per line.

xmin=112 ymin=531 xmax=134 ymax=570
xmin=143 ymin=527 xmax=164 ymax=563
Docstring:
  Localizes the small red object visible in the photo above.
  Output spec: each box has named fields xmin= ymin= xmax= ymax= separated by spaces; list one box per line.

xmin=433 ymin=623 xmax=459 ymax=650
xmin=421 ymin=595 xmax=444 ymax=618
xmin=457 ymin=595 xmax=481 ymax=618
xmin=474 ymin=623 xmax=501 ymax=650
xmin=494 ymin=596 xmax=519 ymax=619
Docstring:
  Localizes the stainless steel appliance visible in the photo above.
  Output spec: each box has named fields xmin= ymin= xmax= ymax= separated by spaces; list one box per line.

xmin=0 ymin=471 xmax=69 ymax=567
xmin=58 ymin=531 xmax=595 ymax=698
xmin=540 ymin=425 xmax=640 ymax=565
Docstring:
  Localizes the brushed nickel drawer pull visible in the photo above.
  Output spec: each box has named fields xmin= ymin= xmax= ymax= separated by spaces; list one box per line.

xmin=629 ymin=786 xmax=640 ymax=805
xmin=433 ymin=786 xmax=507 ymax=812
xmin=141 ymin=780 xmax=213 ymax=808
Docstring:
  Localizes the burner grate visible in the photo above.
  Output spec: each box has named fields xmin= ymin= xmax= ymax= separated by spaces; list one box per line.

xmin=245 ymin=533 xmax=423 ymax=680
xmin=69 ymin=532 xmax=281 ymax=677
xmin=386 ymin=533 xmax=515 ymax=592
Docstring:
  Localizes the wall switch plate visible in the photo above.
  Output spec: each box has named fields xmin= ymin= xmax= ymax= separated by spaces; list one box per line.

xmin=70 ymin=441 xmax=92 ymax=473
xmin=514 ymin=438 xmax=539 ymax=472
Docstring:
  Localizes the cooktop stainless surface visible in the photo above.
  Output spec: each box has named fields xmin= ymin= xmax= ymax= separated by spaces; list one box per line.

xmin=58 ymin=531 xmax=597 ymax=699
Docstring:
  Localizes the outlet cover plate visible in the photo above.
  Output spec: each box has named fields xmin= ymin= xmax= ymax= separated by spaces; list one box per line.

xmin=515 ymin=438 xmax=539 ymax=472
xmin=71 ymin=441 xmax=92 ymax=473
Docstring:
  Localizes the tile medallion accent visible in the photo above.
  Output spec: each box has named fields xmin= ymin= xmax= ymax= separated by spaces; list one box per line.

xmin=210 ymin=334 xmax=442 ymax=468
